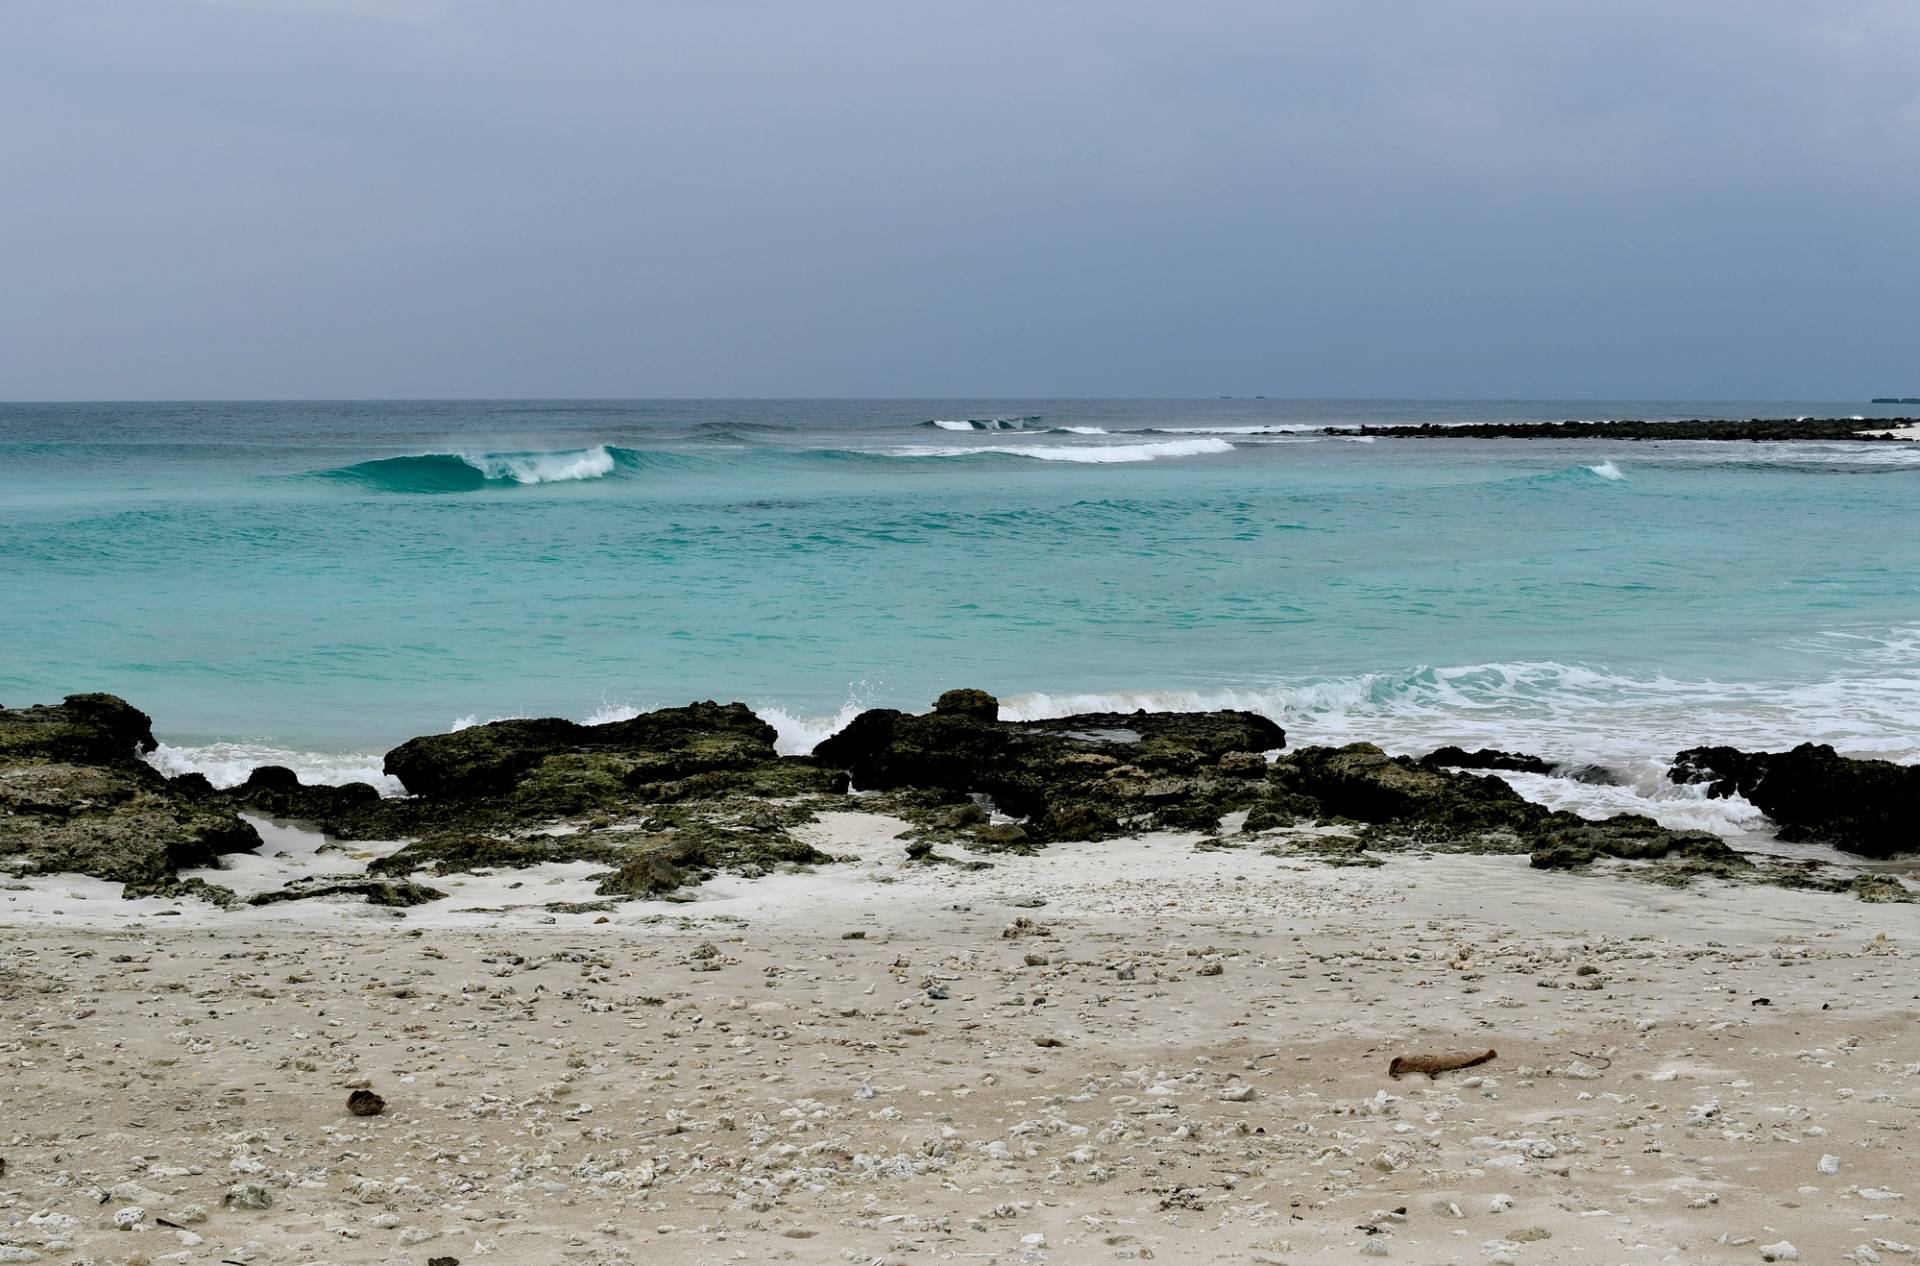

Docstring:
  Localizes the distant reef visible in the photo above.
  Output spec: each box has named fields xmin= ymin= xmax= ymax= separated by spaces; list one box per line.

xmin=1324 ymin=417 xmax=1918 ymax=441
xmin=1 ymin=691 xmax=1912 ymax=907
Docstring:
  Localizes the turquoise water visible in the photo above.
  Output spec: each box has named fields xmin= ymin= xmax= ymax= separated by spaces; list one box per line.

xmin=3 ymin=400 xmax=1917 ymax=823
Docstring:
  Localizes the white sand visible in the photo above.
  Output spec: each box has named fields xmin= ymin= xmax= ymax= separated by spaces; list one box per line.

xmin=1857 ymin=424 xmax=1920 ymax=440
xmin=1 ymin=811 xmax=1916 ymax=1264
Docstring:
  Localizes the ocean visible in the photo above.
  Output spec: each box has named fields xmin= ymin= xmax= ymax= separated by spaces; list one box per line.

xmin=4 ymin=398 xmax=1916 ymax=841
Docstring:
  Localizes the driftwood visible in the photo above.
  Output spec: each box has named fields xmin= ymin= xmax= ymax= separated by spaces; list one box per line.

xmin=1388 ymin=1048 xmax=1497 ymax=1079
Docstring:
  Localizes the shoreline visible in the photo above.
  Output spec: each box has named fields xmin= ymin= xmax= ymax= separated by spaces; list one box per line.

xmin=3 ymin=691 xmax=1917 ymax=1261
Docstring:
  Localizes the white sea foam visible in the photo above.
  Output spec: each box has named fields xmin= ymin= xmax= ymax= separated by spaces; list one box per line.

xmin=1160 ymin=424 xmax=1326 ymax=435
xmin=998 ymin=654 xmax=1920 ymax=837
xmin=1491 ymin=766 xmax=1771 ymax=841
xmin=891 ymin=438 xmax=1235 ymax=463
xmin=1057 ymin=426 xmax=1110 ymax=435
xmin=464 ymin=445 xmax=618 ymax=484
xmin=930 ymin=420 xmax=977 ymax=431
xmin=1588 ymin=460 xmax=1625 ymax=480
xmin=146 ymin=742 xmax=405 ymax=795
xmin=754 ymin=699 xmax=870 ymax=756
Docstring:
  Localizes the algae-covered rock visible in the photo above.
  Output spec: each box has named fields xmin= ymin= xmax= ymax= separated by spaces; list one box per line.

xmin=247 ymin=877 xmax=447 ymax=907
xmin=1527 ymin=812 xmax=1746 ymax=871
xmin=120 ymin=876 xmax=243 ymax=907
xmin=810 ymin=690 xmax=1285 ymax=842
xmin=0 ymin=693 xmax=157 ymax=766
xmin=1851 ymin=874 xmax=1915 ymax=903
xmin=1671 ymin=743 xmax=1919 ymax=858
xmin=215 ymin=765 xmax=384 ymax=823
xmin=384 ymin=702 xmax=780 ymax=800
xmin=0 ymin=694 xmax=262 ymax=888
xmin=593 ymin=823 xmax=832 ymax=898
xmin=1278 ymin=744 xmax=1546 ymax=835
xmin=932 ymin=688 xmax=1000 ymax=721
xmin=368 ymin=832 xmax=626 ymax=877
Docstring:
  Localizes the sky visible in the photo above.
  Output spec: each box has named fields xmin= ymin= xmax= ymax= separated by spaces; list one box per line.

xmin=2 ymin=0 xmax=1917 ymax=400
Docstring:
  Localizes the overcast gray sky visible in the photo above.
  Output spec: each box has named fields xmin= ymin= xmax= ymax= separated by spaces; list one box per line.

xmin=2 ymin=0 xmax=1917 ymax=399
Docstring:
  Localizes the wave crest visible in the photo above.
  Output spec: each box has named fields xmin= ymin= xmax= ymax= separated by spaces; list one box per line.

xmin=926 ymin=416 xmax=1045 ymax=431
xmin=889 ymin=437 xmax=1235 ymax=464
xmin=146 ymin=742 xmax=405 ymax=795
xmin=316 ymin=445 xmax=656 ymax=493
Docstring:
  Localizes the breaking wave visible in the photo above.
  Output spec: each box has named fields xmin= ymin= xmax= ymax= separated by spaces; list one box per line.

xmin=926 ymin=416 xmax=1045 ymax=431
xmin=146 ymin=742 xmax=405 ymax=796
xmin=315 ymin=445 xmax=657 ymax=493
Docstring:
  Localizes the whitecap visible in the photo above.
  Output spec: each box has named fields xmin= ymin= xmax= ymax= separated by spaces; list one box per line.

xmin=464 ymin=445 xmax=617 ymax=484
xmin=889 ymin=437 xmax=1234 ymax=464
xmin=146 ymin=742 xmax=405 ymax=795
xmin=1588 ymin=460 xmax=1625 ymax=480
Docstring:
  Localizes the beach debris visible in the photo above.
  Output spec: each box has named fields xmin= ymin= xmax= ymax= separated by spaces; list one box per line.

xmin=1760 ymin=1243 xmax=1801 ymax=1262
xmin=221 ymin=1183 xmax=273 ymax=1210
xmin=346 ymin=1088 xmax=387 ymax=1116
xmin=1387 ymin=1048 xmax=1497 ymax=1079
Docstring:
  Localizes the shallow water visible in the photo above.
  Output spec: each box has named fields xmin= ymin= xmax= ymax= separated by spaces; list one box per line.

xmin=5 ymin=398 xmax=1917 ymax=833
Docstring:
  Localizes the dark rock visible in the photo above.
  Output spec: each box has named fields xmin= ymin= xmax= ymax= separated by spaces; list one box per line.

xmin=120 ymin=876 xmax=242 ymax=907
xmin=384 ymin=701 xmax=779 ymax=800
xmin=1556 ymin=763 xmax=1622 ymax=786
xmin=346 ymin=1089 xmax=386 ymax=1116
xmin=1036 ymin=801 xmax=1124 ymax=841
xmin=1420 ymin=746 xmax=1554 ymax=775
xmin=1216 ymin=750 xmax=1270 ymax=777
xmin=1150 ymin=802 xmax=1224 ymax=833
xmin=1527 ymin=813 xmax=1747 ymax=871
xmin=225 ymin=766 xmax=382 ymax=822
xmin=1852 ymin=874 xmax=1914 ymax=903
xmin=811 ymin=695 xmax=1284 ymax=841
xmin=1670 ymin=743 xmax=1919 ymax=857
xmin=0 ymin=693 xmax=156 ymax=766
xmin=592 ymin=821 xmax=832 ymax=898
xmin=246 ymin=878 xmax=447 ymax=907
xmin=368 ymin=832 xmax=625 ymax=877
xmin=932 ymin=688 xmax=999 ymax=721
xmin=597 ymin=851 xmax=685 ymax=897
xmin=0 ymin=720 xmax=261 ymax=886
xmin=1278 ymin=744 xmax=1546 ymax=835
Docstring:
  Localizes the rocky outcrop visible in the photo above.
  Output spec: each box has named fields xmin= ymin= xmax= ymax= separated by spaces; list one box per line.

xmin=1528 ymin=813 xmax=1747 ymax=872
xmin=247 ymin=877 xmax=447 ymax=907
xmin=358 ymin=703 xmax=847 ymax=843
xmin=0 ymin=692 xmax=158 ymax=765
xmin=0 ymin=694 xmax=260 ymax=888
xmin=1419 ymin=746 xmax=1554 ymax=775
xmin=385 ymin=702 xmax=784 ymax=799
xmin=1670 ymin=743 xmax=1918 ymax=858
xmin=811 ymin=691 xmax=1286 ymax=841
xmin=1277 ymin=744 xmax=1546 ymax=835
xmin=218 ymin=764 xmax=383 ymax=822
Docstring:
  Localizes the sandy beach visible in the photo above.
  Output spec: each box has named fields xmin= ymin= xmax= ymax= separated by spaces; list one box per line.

xmin=3 ymin=810 xmax=1915 ymax=1266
